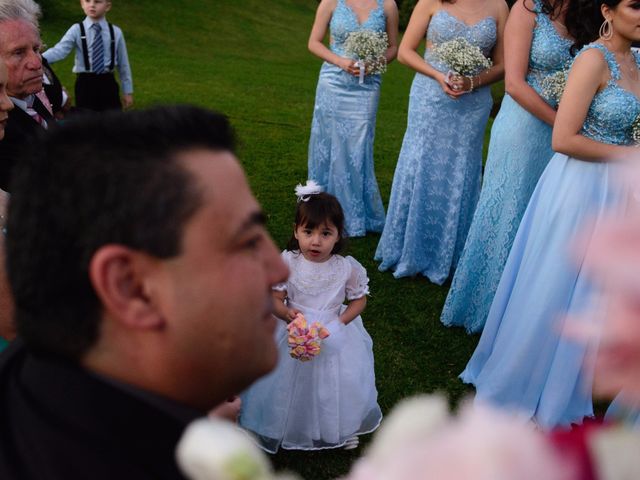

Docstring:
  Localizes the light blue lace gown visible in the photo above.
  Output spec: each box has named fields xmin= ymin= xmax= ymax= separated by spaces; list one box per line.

xmin=308 ymin=0 xmax=387 ymax=237
xmin=461 ymin=44 xmax=640 ymax=430
xmin=441 ymin=2 xmax=572 ymax=332
xmin=375 ymin=11 xmax=496 ymax=283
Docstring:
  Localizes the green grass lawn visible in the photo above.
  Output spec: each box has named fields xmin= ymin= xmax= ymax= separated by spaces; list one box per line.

xmin=40 ymin=1 xmax=493 ymax=478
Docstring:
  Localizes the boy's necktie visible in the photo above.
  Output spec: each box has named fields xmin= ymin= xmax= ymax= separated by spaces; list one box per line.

xmin=91 ymin=23 xmax=105 ymax=74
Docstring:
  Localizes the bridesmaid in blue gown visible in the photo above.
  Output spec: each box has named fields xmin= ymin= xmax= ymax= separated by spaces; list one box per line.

xmin=375 ymin=0 xmax=508 ymax=283
xmin=307 ymin=0 xmax=399 ymax=237
xmin=461 ymin=0 xmax=640 ymax=430
xmin=441 ymin=0 xmax=573 ymax=332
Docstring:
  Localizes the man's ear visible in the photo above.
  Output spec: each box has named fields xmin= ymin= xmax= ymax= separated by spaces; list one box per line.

xmin=89 ymin=245 xmax=165 ymax=330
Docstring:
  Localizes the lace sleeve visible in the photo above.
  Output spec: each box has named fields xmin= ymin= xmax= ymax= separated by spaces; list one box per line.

xmin=271 ymin=250 xmax=291 ymax=292
xmin=345 ymin=256 xmax=370 ymax=300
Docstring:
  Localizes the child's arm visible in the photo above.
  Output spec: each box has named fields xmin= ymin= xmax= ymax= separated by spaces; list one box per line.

xmin=42 ymin=25 xmax=79 ymax=64
xmin=342 ymin=256 xmax=369 ymax=326
xmin=116 ymin=29 xmax=133 ymax=109
xmin=339 ymin=296 xmax=366 ymax=326
xmin=272 ymin=290 xmax=299 ymax=323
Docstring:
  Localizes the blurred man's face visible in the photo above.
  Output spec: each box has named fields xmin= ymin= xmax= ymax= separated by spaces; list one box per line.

xmin=0 ymin=62 xmax=14 ymax=140
xmin=150 ymin=150 xmax=289 ymax=409
xmin=0 ymin=20 xmax=43 ymax=99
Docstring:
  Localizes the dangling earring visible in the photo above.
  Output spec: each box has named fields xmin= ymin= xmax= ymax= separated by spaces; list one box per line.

xmin=599 ymin=18 xmax=613 ymax=41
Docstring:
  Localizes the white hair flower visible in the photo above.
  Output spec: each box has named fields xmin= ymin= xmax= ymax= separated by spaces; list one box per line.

xmin=294 ymin=180 xmax=323 ymax=202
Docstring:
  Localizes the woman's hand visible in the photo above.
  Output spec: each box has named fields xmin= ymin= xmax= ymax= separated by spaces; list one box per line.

xmin=437 ymin=72 xmax=465 ymax=99
xmin=454 ymin=75 xmax=480 ymax=93
xmin=336 ymin=57 xmax=361 ymax=76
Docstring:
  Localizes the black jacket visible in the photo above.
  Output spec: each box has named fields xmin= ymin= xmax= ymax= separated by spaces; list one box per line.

xmin=0 ymin=99 xmax=52 ymax=192
xmin=0 ymin=341 xmax=196 ymax=479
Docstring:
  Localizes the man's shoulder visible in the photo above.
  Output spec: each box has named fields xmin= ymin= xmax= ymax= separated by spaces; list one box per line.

xmin=0 ymin=343 xmax=190 ymax=479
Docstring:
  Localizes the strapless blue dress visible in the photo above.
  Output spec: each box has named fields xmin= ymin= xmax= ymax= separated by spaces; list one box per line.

xmin=441 ymin=0 xmax=573 ymax=332
xmin=375 ymin=10 xmax=496 ymax=284
xmin=307 ymin=0 xmax=387 ymax=237
xmin=461 ymin=43 xmax=640 ymax=430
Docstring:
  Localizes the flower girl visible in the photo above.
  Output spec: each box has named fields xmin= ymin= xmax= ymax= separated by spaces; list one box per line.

xmin=240 ymin=181 xmax=382 ymax=452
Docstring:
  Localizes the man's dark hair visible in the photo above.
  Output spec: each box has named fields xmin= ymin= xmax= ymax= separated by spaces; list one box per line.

xmin=6 ymin=105 xmax=236 ymax=359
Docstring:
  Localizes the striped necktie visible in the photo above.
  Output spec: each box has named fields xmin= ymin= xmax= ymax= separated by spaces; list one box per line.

xmin=26 ymin=95 xmax=47 ymax=129
xmin=91 ymin=23 xmax=105 ymax=74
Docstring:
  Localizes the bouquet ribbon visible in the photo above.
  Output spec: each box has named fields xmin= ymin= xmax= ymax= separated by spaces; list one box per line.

xmin=355 ymin=60 xmax=365 ymax=85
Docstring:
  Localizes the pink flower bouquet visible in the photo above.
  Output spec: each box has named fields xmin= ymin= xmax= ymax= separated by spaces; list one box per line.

xmin=287 ymin=313 xmax=330 ymax=362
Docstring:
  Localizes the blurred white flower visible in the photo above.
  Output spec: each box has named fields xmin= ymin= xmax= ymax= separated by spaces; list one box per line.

xmin=177 ymin=418 xmax=296 ymax=480
xmin=590 ymin=426 xmax=640 ymax=479
xmin=365 ymin=394 xmax=448 ymax=464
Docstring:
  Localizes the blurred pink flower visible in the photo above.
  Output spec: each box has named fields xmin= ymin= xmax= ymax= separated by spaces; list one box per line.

xmin=287 ymin=313 xmax=329 ymax=361
xmin=565 ymin=160 xmax=640 ymax=404
xmin=345 ymin=396 xmax=570 ymax=480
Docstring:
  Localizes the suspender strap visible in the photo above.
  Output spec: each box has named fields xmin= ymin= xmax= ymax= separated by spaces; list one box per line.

xmin=78 ymin=22 xmax=90 ymax=71
xmin=108 ymin=23 xmax=115 ymax=71
xmin=78 ymin=22 xmax=116 ymax=73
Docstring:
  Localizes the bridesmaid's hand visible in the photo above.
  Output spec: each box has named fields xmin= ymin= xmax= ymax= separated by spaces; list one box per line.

xmin=437 ymin=72 xmax=465 ymax=99
xmin=336 ymin=57 xmax=361 ymax=77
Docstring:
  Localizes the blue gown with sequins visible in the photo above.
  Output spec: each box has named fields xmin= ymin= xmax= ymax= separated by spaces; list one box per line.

xmin=307 ymin=0 xmax=386 ymax=237
xmin=461 ymin=44 xmax=640 ymax=430
xmin=441 ymin=1 xmax=573 ymax=333
xmin=375 ymin=10 xmax=496 ymax=283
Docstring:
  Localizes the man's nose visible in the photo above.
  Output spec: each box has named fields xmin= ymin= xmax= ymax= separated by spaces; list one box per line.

xmin=27 ymin=52 xmax=42 ymax=70
xmin=265 ymin=237 xmax=289 ymax=286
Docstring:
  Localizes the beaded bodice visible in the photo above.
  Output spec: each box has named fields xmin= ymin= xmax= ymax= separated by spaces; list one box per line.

xmin=578 ymin=44 xmax=640 ymax=145
xmin=527 ymin=0 xmax=573 ymax=97
xmin=329 ymin=0 xmax=386 ymax=56
xmin=424 ymin=10 xmax=497 ymax=73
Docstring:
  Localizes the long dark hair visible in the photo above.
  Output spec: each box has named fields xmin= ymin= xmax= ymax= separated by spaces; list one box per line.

xmin=286 ymin=192 xmax=347 ymax=255
xmin=524 ymin=0 xmax=567 ymax=20
xmin=565 ymin=0 xmax=621 ymax=54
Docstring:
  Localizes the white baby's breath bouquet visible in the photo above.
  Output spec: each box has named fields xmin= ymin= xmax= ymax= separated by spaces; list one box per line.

xmin=631 ymin=114 xmax=640 ymax=145
xmin=541 ymin=69 xmax=569 ymax=107
xmin=431 ymin=37 xmax=492 ymax=77
xmin=343 ymin=30 xmax=388 ymax=83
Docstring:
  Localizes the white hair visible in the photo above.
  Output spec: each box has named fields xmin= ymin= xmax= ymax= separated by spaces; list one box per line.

xmin=0 ymin=0 xmax=41 ymax=29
